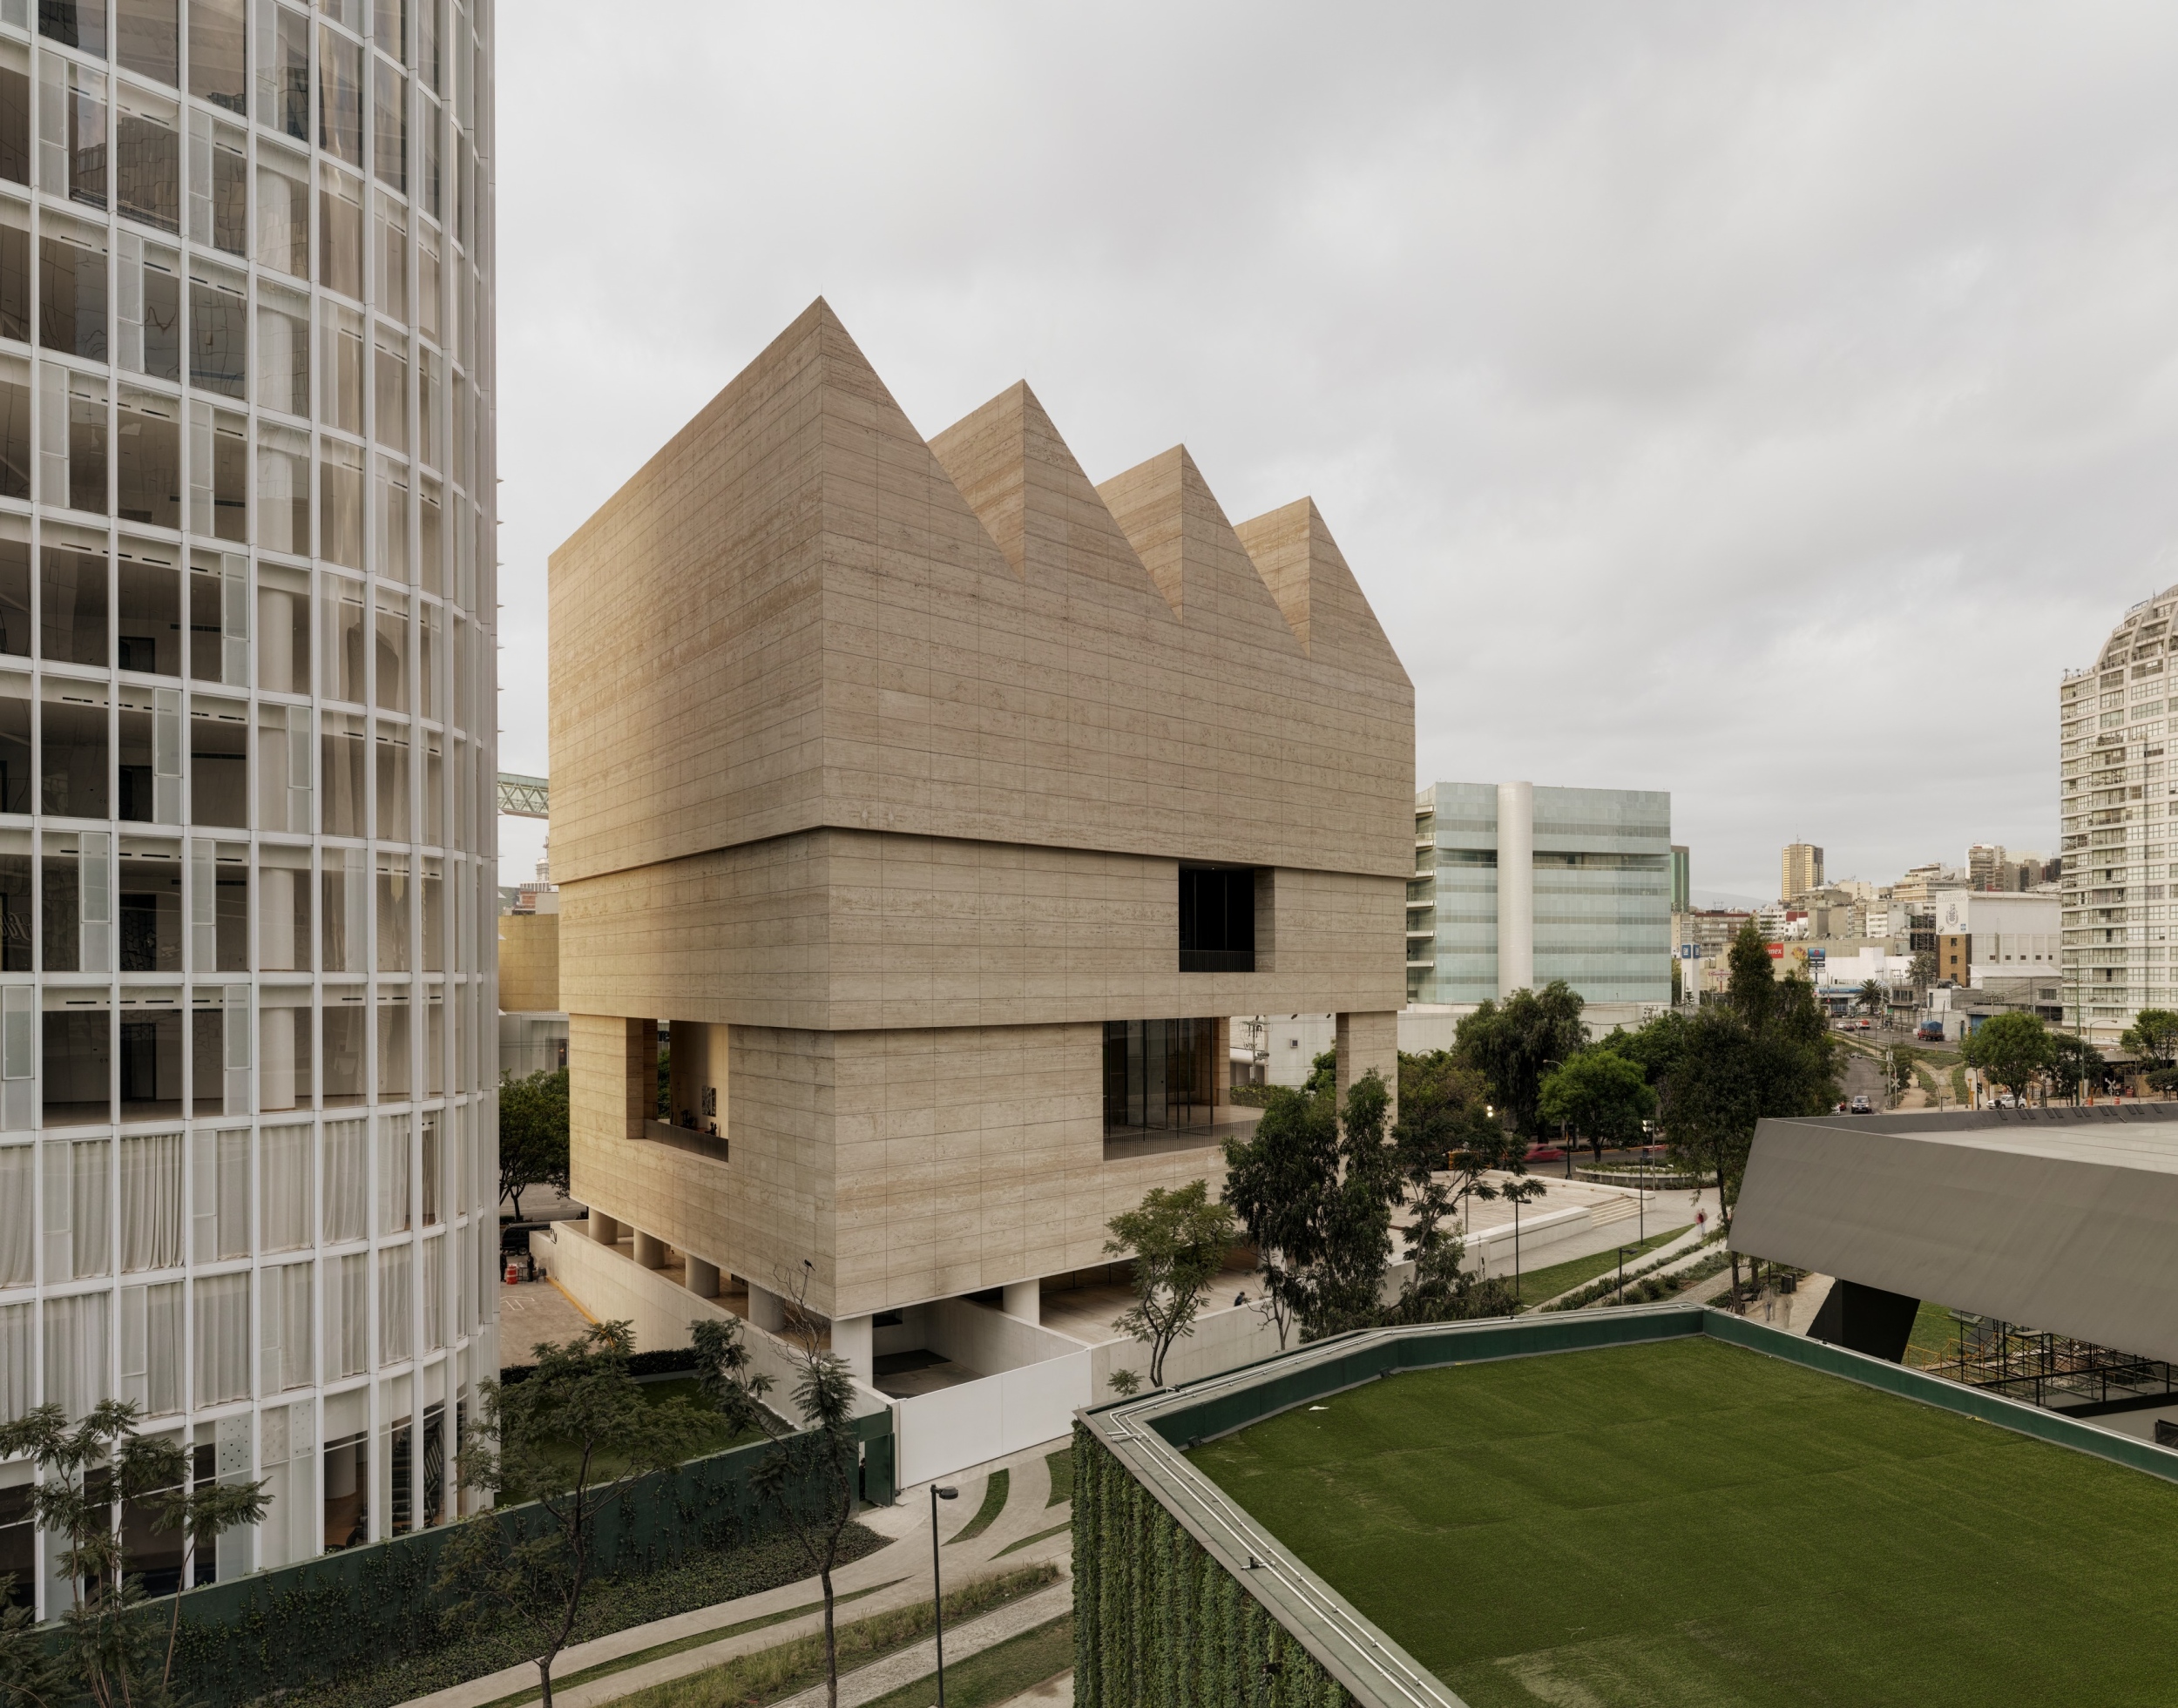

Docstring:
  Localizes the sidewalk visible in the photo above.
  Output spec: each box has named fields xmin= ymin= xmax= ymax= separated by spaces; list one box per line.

xmin=770 ymin=1581 xmax=1072 ymax=1708
xmin=396 ymin=1437 xmax=1075 ymax=1708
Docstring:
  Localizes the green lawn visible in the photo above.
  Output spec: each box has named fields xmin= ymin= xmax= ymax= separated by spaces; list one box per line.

xmin=1190 ymin=1337 xmax=2178 ymax=1707
xmin=861 ymin=1615 xmax=1072 ymax=1708
xmin=1511 ymin=1224 xmax=1689 ymax=1308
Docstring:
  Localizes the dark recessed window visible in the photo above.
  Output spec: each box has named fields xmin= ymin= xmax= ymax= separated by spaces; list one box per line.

xmin=1103 ymin=1019 xmax=1217 ymax=1138
xmin=1179 ymin=865 xmax=1255 ymax=973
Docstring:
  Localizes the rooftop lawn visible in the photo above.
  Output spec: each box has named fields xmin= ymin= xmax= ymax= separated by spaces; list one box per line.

xmin=1189 ymin=1336 xmax=2178 ymax=1707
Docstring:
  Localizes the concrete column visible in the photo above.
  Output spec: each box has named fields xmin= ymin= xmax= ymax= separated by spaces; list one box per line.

xmin=830 ymin=1313 xmax=873 ymax=1387
xmin=632 ymin=1230 xmax=666 ymax=1269
xmin=260 ymin=867 xmax=295 ymax=970
xmin=260 ymin=1004 xmax=297 ymax=1111
xmin=1001 ymin=1279 xmax=1040 ymax=1325
xmin=1497 ymin=780 xmax=1534 ymax=997
xmin=586 ymin=1211 xmax=620 ymax=1246
xmin=746 ymin=1280 xmax=785 ymax=1333
xmin=686 ymin=1255 xmax=720 ymax=1298
xmin=1336 ymin=1010 xmax=1400 ymax=1130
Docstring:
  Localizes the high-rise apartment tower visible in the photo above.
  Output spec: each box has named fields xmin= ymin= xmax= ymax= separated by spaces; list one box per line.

xmin=1781 ymin=842 xmax=1823 ymax=902
xmin=2061 ymin=592 xmax=2176 ymax=1042
xmin=0 ymin=0 xmax=498 ymax=1609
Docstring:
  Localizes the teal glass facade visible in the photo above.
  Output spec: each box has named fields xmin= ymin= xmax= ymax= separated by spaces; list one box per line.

xmin=1407 ymin=781 xmax=1672 ymax=1007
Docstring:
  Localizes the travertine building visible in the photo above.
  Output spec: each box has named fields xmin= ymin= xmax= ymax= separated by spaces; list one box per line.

xmin=549 ymin=301 xmax=1411 ymax=1379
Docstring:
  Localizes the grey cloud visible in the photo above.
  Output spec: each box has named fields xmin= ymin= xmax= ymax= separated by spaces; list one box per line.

xmin=494 ymin=1 xmax=2178 ymax=894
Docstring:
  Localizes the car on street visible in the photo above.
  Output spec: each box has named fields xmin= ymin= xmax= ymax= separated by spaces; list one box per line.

xmin=1850 ymin=1094 xmax=1872 ymax=1114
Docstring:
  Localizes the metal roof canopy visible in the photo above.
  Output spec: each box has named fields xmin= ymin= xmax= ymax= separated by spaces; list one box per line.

xmin=1731 ymin=1104 xmax=2178 ymax=1365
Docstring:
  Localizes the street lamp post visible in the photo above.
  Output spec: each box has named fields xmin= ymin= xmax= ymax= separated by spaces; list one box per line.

xmin=930 ymin=1484 xmax=959 ymax=1705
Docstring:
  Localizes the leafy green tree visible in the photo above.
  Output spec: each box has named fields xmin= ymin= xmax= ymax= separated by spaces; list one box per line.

xmin=1219 ymin=1087 xmax=1335 ymax=1353
xmin=1909 ymin=948 xmax=1938 ymax=989
xmin=1102 ymin=1181 xmax=1237 ymax=1386
xmin=0 ymin=1576 xmax=64 ymax=1708
xmin=1613 ymin=1009 xmax=1692 ymax=1089
xmin=1302 ymin=1049 xmax=1337 ymax=1097
xmin=1394 ymin=1049 xmax=1525 ymax=1226
xmin=0 ymin=1401 xmax=266 ymax=1708
xmin=2121 ymin=1008 xmax=2178 ymax=1070
xmin=691 ymin=1270 xmax=868 ymax=1708
xmin=2045 ymin=1031 xmax=2105 ymax=1105
xmin=1858 ymin=978 xmax=1885 ymax=1019
xmin=1538 ymin=1049 xmax=1656 ymax=1168
xmin=498 ymin=1067 xmax=571 ymax=1219
xmin=443 ymin=1322 xmax=708 ymax=1708
xmin=1657 ymin=922 xmax=1839 ymax=1306
xmin=1962 ymin=1012 xmax=2051 ymax=1103
xmin=1455 ymin=981 xmax=1587 ymax=1138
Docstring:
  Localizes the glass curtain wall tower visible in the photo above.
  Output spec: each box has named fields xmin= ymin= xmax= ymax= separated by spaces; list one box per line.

xmin=0 ymin=0 xmax=497 ymax=1608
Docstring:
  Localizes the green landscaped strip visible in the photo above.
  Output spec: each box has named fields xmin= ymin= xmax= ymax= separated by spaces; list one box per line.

xmin=466 ymin=1581 xmax=906 ymax=1708
xmin=1044 ymin=1445 xmax=1073 ymax=1508
xmin=858 ymin=1614 xmax=1074 ymax=1708
xmin=1189 ymin=1334 xmax=2178 ymax=1707
xmin=1512 ymin=1223 xmax=1688 ymax=1307
xmin=605 ymin=1563 xmax=1059 ymax=1708
xmin=946 ymin=1468 xmax=1009 ymax=1544
xmin=991 ymin=1519 xmax=1071 ymax=1559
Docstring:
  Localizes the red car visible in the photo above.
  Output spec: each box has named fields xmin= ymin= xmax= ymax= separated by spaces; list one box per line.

xmin=1524 ymin=1144 xmax=1566 ymax=1164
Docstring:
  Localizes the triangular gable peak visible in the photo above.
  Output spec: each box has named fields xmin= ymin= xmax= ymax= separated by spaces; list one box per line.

xmin=1095 ymin=448 xmax=1307 ymax=662
xmin=1233 ymin=497 xmax=1410 ymax=687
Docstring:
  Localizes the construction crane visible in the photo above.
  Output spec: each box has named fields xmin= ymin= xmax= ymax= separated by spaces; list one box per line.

xmin=497 ymin=773 xmax=549 ymax=819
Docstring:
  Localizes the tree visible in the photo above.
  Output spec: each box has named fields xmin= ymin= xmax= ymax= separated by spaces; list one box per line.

xmin=1961 ymin=1012 xmax=2051 ymax=1104
xmin=1909 ymin=948 xmax=1938 ymax=990
xmin=1656 ymin=922 xmax=1840 ymax=1306
xmin=2046 ymin=1031 xmax=2105 ymax=1105
xmin=1858 ymin=978 xmax=1885 ymax=1019
xmin=2121 ymin=1008 xmax=2178 ymax=1071
xmin=1537 ymin=1048 xmax=1656 ymax=1168
xmin=1454 ymin=981 xmax=1587 ymax=1138
xmin=1613 ymin=1009 xmax=1693 ymax=1090
xmin=691 ymin=1269 xmax=867 ymax=1708
xmin=1302 ymin=1048 xmax=1337 ymax=1096
xmin=1102 ymin=1181 xmax=1238 ymax=1385
xmin=443 ymin=1321 xmax=708 ymax=1708
xmin=0 ymin=1401 xmax=266 ymax=1708
xmin=498 ymin=1067 xmax=571 ymax=1219
xmin=1219 ymin=1087 xmax=1336 ymax=1354
xmin=1392 ymin=1049 xmax=1524 ymax=1238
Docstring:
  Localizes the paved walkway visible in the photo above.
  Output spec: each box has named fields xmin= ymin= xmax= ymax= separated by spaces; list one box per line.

xmin=771 ymin=1581 xmax=1072 ymax=1708
xmin=396 ymin=1437 xmax=1075 ymax=1708
xmin=1532 ymin=1219 xmax=1717 ymax=1311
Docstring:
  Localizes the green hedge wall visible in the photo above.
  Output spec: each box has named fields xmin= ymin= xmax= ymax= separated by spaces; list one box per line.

xmin=154 ymin=1419 xmax=888 ymax=1708
xmin=1073 ymin=1425 xmax=1352 ymax=1708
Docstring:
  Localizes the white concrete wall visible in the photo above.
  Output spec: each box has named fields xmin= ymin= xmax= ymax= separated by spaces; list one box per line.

xmin=1497 ymin=780 xmax=1535 ymax=996
xmin=894 ymin=1351 xmax=1093 ymax=1487
xmin=533 ymin=1222 xmax=891 ymax=1421
xmin=924 ymin=1297 xmax=1089 ymax=1374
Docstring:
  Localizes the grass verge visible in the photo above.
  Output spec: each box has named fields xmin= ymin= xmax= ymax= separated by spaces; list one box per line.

xmin=270 ymin=1525 xmax=891 ymax=1708
xmin=609 ymin=1563 xmax=1060 ymax=1708
xmin=1044 ymin=1446 xmax=1072 ymax=1509
xmin=947 ymin=1468 xmax=1009 ymax=1545
xmin=468 ymin=1581 xmax=904 ymax=1708
xmin=1512 ymin=1224 xmax=1688 ymax=1309
xmin=860 ymin=1614 xmax=1073 ymax=1708
xmin=992 ymin=1520 xmax=1070 ymax=1560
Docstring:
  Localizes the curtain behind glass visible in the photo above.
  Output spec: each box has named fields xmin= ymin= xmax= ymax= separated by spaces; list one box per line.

xmin=377 ymin=1242 xmax=409 ymax=1364
xmin=422 ymin=1234 xmax=442 ymax=1350
xmin=43 ymin=1291 xmax=111 ymax=1420
xmin=376 ymin=1114 xmax=409 ymax=1234
xmin=192 ymin=1272 xmax=247 ymax=1406
xmin=260 ymin=1124 xmax=313 ymax=1252
xmin=336 ymin=1251 xmax=367 ymax=1375
xmin=120 ymin=1132 xmax=183 ymax=1271
xmin=324 ymin=1118 xmax=366 ymax=1242
xmin=192 ymin=1129 xmax=250 ymax=1262
xmin=0 ymin=1301 xmax=30 ymax=1421
xmin=0 ymin=1146 xmax=30 ymax=1286
xmin=119 ymin=1279 xmax=180 ymax=1415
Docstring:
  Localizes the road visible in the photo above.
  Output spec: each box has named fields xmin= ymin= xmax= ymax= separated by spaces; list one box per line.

xmin=1836 ymin=1041 xmax=1886 ymax=1111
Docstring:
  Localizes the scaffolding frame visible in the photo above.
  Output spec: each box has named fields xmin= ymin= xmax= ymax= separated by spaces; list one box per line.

xmin=1927 ymin=1313 xmax=2178 ymax=1414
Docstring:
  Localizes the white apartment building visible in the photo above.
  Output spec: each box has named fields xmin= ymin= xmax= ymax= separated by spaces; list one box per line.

xmin=2060 ymin=591 xmax=2176 ymax=1041
xmin=0 ymin=0 xmax=498 ymax=1611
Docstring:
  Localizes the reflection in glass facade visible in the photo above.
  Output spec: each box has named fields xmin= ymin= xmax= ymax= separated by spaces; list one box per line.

xmin=1408 ymin=782 xmax=1671 ymax=1009
xmin=0 ymin=0 xmax=496 ymax=1608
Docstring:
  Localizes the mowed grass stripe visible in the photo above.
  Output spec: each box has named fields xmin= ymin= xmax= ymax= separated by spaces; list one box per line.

xmin=1190 ymin=1337 xmax=2178 ymax=1708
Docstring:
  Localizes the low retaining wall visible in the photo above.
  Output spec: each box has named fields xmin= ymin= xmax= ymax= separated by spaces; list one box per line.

xmin=1575 ymin=1167 xmax=1704 ymax=1190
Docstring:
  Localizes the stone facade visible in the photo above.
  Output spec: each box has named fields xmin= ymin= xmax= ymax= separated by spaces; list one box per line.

xmin=550 ymin=300 xmax=1412 ymax=1357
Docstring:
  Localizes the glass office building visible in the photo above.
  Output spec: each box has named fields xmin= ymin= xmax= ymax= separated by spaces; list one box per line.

xmin=0 ymin=0 xmax=497 ymax=1607
xmin=1408 ymin=781 xmax=1671 ymax=1010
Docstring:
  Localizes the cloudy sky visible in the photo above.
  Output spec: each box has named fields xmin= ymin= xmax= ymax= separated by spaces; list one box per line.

xmin=491 ymin=3 xmax=2178 ymax=902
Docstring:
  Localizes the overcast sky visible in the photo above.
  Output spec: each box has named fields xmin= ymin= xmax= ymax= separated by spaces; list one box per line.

xmin=491 ymin=3 xmax=2178 ymax=902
